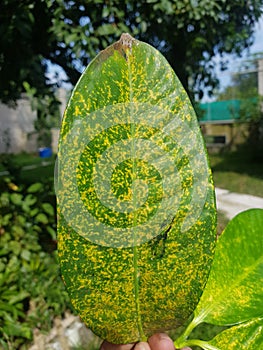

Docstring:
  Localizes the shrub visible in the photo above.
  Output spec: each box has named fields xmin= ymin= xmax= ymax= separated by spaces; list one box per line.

xmin=0 ymin=177 xmax=71 ymax=350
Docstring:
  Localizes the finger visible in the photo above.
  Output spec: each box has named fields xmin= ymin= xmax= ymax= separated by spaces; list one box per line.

xmin=148 ymin=333 xmax=175 ymax=350
xmin=100 ymin=340 xmax=135 ymax=350
xmin=134 ymin=341 xmax=151 ymax=350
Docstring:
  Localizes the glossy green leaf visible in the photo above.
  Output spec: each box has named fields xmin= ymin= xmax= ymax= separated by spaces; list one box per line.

xmin=8 ymin=291 xmax=30 ymax=305
xmin=10 ymin=193 xmax=23 ymax=205
xmin=24 ymin=194 xmax=37 ymax=207
xmin=3 ymin=322 xmax=32 ymax=339
xmin=193 ymin=209 xmax=263 ymax=327
xmin=178 ymin=317 xmax=263 ymax=350
xmin=42 ymin=202 xmax=55 ymax=216
xmin=56 ymin=34 xmax=216 ymax=343
xmin=208 ymin=317 xmax=263 ymax=350
xmin=35 ymin=213 xmax=48 ymax=224
xmin=27 ymin=182 xmax=43 ymax=193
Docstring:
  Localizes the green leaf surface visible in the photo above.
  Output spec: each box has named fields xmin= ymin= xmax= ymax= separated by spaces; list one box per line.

xmin=35 ymin=213 xmax=48 ymax=224
xmin=3 ymin=322 xmax=32 ymax=339
xmin=178 ymin=318 xmax=263 ymax=350
xmin=208 ymin=317 xmax=263 ymax=350
xmin=56 ymin=34 xmax=216 ymax=343
xmin=47 ymin=226 xmax=56 ymax=240
xmin=27 ymin=182 xmax=43 ymax=193
xmin=24 ymin=194 xmax=37 ymax=207
xmin=42 ymin=202 xmax=55 ymax=216
xmin=193 ymin=209 xmax=263 ymax=327
xmin=10 ymin=193 xmax=23 ymax=205
xmin=9 ymin=291 xmax=30 ymax=305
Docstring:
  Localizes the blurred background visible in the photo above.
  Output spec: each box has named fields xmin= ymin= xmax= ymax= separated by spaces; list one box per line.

xmin=0 ymin=1 xmax=263 ymax=349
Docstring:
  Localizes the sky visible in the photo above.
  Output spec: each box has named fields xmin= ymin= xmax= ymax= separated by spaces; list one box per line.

xmin=250 ymin=14 xmax=263 ymax=53
xmin=211 ymin=14 xmax=263 ymax=98
xmin=48 ymin=14 xmax=263 ymax=101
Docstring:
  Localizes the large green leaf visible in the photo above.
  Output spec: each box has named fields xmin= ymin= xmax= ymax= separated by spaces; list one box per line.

xmin=56 ymin=34 xmax=216 ymax=343
xmin=192 ymin=209 xmax=263 ymax=327
xmin=179 ymin=317 xmax=263 ymax=350
xmin=208 ymin=317 xmax=263 ymax=350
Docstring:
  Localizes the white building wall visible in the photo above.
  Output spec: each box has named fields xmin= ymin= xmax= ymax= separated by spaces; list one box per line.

xmin=258 ymin=59 xmax=263 ymax=96
xmin=0 ymin=88 xmax=69 ymax=154
xmin=0 ymin=97 xmax=37 ymax=153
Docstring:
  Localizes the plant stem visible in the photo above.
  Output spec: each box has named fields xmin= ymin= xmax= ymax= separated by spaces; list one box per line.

xmin=174 ymin=316 xmax=200 ymax=347
xmin=175 ymin=338 xmax=219 ymax=350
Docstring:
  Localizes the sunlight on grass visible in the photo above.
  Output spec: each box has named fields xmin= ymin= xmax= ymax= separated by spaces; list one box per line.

xmin=213 ymin=171 xmax=263 ymax=197
xmin=209 ymin=150 xmax=263 ymax=197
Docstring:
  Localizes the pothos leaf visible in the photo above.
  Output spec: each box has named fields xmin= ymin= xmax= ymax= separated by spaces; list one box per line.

xmin=192 ymin=209 xmax=263 ymax=327
xmin=208 ymin=317 xmax=263 ymax=350
xmin=56 ymin=33 xmax=216 ymax=343
xmin=177 ymin=317 xmax=263 ymax=350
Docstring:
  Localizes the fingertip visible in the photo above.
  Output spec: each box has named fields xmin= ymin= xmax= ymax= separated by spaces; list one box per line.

xmin=100 ymin=340 xmax=135 ymax=350
xmin=148 ymin=333 xmax=175 ymax=350
xmin=133 ymin=341 xmax=151 ymax=350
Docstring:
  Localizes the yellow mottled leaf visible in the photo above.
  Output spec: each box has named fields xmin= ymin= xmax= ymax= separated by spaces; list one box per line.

xmin=56 ymin=34 xmax=216 ymax=343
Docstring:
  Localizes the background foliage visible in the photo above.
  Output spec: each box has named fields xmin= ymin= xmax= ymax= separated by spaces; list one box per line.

xmin=1 ymin=0 xmax=263 ymax=109
xmin=0 ymin=171 xmax=71 ymax=349
xmin=0 ymin=1 xmax=263 ymax=348
xmin=216 ymin=55 xmax=263 ymax=159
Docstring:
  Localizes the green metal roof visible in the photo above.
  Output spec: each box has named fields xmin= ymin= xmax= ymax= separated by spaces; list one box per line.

xmin=199 ymin=99 xmax=240 ymax=123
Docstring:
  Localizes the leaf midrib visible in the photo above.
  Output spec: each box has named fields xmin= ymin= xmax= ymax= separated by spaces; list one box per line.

xmin=126 ymin=46 xmax=145 ymax=340
xmin=195 ymin=252 xmax=263 ymax=325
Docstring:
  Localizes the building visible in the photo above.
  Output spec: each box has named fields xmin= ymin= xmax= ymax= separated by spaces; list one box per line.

xmin=199 ymin=99 xmax=249 ymax=152
xmin=1 ymin=58 xmax=262 ymax=154
xmin=0 ymin=89 xmax=68 ymax=154
xmin=0 ymin=97 xmax=37 ymax=153
xmin=199 ymin=58 xmax=263 ymax=152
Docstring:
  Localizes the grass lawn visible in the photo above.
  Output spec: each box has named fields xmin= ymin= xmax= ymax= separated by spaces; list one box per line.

xmin=1 ymin=148 xmax=262 ymax=197
xmin=20 ymin=162 xmax=56 ymax=184
xmin=0 ymin=152 xmax=56 ymax=183
xmin=0 ymin=152 xmax=48 ymax=171
xmin=209 ymin=148 xmax=263 ymax=198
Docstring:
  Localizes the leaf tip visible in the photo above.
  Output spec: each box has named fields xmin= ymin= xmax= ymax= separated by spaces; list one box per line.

xmin=96 ymin=33 xmax=137 ymax=65
xmin=113 ymin=33 xmax=138 ymax=59
xmin=118 ymin=33 xmax=136 ymax=49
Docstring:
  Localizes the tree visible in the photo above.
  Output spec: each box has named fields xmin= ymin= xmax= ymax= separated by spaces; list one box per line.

xmin=216 ymin=54 xmax=263 ymax=158
xmin=216 ymin=53 xmax=262 ymax=101
xmin=0 ymin=0 xmax=263 ymax=106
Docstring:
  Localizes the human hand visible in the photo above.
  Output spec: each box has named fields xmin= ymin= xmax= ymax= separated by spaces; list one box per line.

xmin=100 ymin=333 xmax=192 ymax=350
